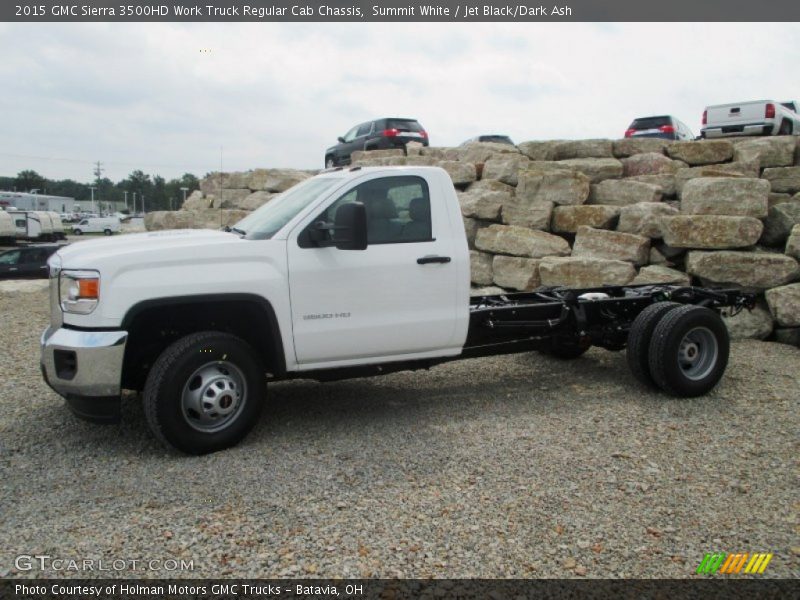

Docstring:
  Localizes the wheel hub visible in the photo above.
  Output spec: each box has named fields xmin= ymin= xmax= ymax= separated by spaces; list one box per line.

xmin=181 ymin=361 xmax=247 ymax=432
xmin=677 ymin=327 xmax=719 ymax=381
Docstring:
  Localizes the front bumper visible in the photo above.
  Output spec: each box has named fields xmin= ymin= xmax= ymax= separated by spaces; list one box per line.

xmin=40 ymin=326 xmax=128 ymax=423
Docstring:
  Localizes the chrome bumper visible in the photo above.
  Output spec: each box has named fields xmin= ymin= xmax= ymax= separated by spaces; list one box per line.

xmin=40 ymin=326 xmax=128 ymax=398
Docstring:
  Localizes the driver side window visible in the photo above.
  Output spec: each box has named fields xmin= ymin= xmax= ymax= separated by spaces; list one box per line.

xmin=342 ymin=126 xmax=359 ymax=143
xmin=304 ymin=176 xmax=432 ymax=247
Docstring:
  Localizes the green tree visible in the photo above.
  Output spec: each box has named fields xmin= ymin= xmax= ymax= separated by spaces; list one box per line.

xmin=15 ymin=170 xmax=46 ymax=193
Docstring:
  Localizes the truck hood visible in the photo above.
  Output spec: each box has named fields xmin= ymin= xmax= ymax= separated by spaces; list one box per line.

xmin=56 ymin=229 xmax=243 ymax=268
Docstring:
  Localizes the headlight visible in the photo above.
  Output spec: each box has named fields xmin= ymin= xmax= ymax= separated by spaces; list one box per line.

xmin=59 ymin=270 xmax=100 ymax=314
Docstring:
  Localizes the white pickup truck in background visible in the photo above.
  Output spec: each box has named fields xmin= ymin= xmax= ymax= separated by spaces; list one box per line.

xmin=40 ymin=167 xmax=754 ymax=454
xmin=701 ymin=100 xmax=800 ymax=138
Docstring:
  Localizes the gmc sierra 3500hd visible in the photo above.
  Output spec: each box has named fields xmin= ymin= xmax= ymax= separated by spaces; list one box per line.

xmin=40 ymin=166 xmax=754 ymax=454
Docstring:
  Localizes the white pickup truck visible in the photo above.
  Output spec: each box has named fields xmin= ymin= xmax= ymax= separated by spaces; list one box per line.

xmin=701 ymin=100 xmax=800 ymax=138
xmin=40 ymin=167 xmax=753 ymax=454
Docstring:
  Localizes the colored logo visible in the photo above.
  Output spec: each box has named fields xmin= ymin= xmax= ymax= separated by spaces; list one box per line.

xmin=696 ymin=552 xmax=773 ymax=575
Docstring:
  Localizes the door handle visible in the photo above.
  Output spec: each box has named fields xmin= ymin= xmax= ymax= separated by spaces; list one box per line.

xmin=417 ymin=255 xmax=451 ymax=265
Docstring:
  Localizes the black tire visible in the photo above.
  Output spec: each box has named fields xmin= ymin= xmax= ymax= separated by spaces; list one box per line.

xmin=143 ymin=331 xmax=266 ymax=454
xmin=626 ymin=301 xmax=680 ymax=387
xmin=103 ymin=228 xmax=112 ymax=236
xmin=648 ymin=305 xmax=730 ymax=397
xmin=778 ymin=120 xmax=792 ymax=135
xmin=73 ymin=229 xmax=82 ymax=235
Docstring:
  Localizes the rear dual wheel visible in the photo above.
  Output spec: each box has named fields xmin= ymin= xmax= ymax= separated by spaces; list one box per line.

xmin=627 ymin=303 xmax=729 ymax=397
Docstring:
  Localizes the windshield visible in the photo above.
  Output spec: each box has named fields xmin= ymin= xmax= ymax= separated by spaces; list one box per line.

xmin=235 ymin=177 xmax=339 ymax=240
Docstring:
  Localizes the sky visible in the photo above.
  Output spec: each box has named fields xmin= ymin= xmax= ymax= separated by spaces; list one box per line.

xmin=1 ymin=22 xmax=799 ymax=184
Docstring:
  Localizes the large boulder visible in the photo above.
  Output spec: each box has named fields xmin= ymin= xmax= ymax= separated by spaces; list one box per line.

xmin=458 ymin=186 xmax=508 ymax=221
xmin=181 ymin=190 xmax=213 ymax=210
xmin=759 ymin=202 xmax=800 ymax=247
xmin=200 ymin=172 xmax=230 ymax=196
xmin=421 ymin=146 xmax=460 ymax=161
xmin=721 ymin=301 xmax=774 ymax=340
xmin=553 ymin=139 xmax=614 ymax=159
xmin=551 ymin=205 xmax=620 ymax=233
xmin=144 ymin=211 xmax=194 ymax=231
xmin=515 ymin=167 xmax=590 ymax=207
xmin=492 ymin=255 xmax=542 ymax=291
xmin=660 ymin=215 xmax=763 ymax=249
xmin=463 ymin=217 xmax=491 ymax=249
xmin=765 ymin=283 xmax=800 ymax=327
xmin=457 ymin=142 xmax=520 ymax=164
xmin=626 ymin=173 xmax=678 ymax=197
xmin=674 ymin=162 xmax=759 ymax=195
xmin=733 ymin=137 xmax=797 ymax=168
xmin=501 ymin=200 xmax=553 ymax=230
xmin=680 ymin=177 xmax=769 ymax=218
xmin=351 ymin=149 xmax=404 ymax=163
xmin=470 ymin=250 xmax=494 ymax=286
xmin=631 ymin=265 xmax=691 ymax=286
xmin=440 ymin=161 xmax=477 ymax=187
xmin=612 ymin=138 xmax=671 ymax=158
xmin=247 ymin=168 xmax=311 ymax=192
xmin=769 ymin=193 xmax=794 ymax=208
xmin=686 ymin=251 xmax=800 ymax=289
xmin=516 ymin=140 xmax=563 ymax=161
xmin=193 ymin=209 xmax=249 ymax=229
xmin=572 ymin=226 xmax=650 ymax=265
xmin=622 ymin=152 xmax=680 ymax=177
xmin=589 ymin=179 xmax=662 ymax=206
xmin=236 ymin=191 xmax=278 ymax=211
xmin=539 ymin=257 xmax=636 ymax=287
xmin=475 ymin=224 xmax=571 ymax=258
xmin=762 ymin=166 xmax=800 ymax=194
xmin=786 ymin=225 xmax=800 ymax=259
xmin=557 ymin=158 xmax=623 ymax=183
xmin=667 ymin=140 xmax=734 ymax=165
xmin=481 ymin=155 xmax=531 ymax=186
xmin=617 ymin=202 xmax=679 ymax=238
xmin=213 ymin=188 xmax=251 ymax=209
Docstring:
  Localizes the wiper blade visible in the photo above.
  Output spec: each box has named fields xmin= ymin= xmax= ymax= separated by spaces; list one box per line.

xmin=226 ymin=227 xmax=247 ymax=236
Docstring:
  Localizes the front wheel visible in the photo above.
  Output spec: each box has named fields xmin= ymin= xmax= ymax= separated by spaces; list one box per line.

xmin=325 ymin=156 xmax=335 ymax=168
xmin=143 ymin=331 xmax=266 ymax=454
xmin=647 ymin=305 xmax=730 ymax=397
xmin=73 ymin=229 xmax=82 ymax=235
xmin=103 ymin=228 xmax=112 ymax=236
xmin=778 ymin=120 xmax=793 ymax=135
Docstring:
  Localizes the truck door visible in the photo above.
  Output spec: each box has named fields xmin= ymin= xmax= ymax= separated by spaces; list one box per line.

xmin=286 ymin=173 xmax=461 ymax=366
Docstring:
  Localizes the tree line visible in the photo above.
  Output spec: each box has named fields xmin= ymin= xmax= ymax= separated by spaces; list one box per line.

xmin=0 ymin=169 xmax=201 ymax=212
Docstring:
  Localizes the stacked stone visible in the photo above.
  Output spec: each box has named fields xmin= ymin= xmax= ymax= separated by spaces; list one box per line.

xmin=145 ymin=136 xmax=800 ymax=346
xmin=144 ymin=168 xmax=312 ymax=230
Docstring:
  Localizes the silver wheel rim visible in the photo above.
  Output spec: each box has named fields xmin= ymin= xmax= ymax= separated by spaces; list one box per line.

xmin=326 ymin=159 xmax=334 ymax=168
xmin=181 ymin=361 xmax=247 ymax=433
xmin=677 ymin=326 xmax=718 ymax=381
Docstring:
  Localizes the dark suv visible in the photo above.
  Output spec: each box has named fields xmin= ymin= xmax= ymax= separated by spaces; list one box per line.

xmin=624 ymin=115 xmax=694 ymax=141
xmin=325 ymin=118 xmax=429 ymax=167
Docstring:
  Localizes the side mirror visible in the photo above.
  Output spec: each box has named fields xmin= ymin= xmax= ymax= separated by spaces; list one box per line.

xmin=333 ymin=202 xmax=367 ymax=251
xmin=337 ymin=136 xmax=346 ymax=143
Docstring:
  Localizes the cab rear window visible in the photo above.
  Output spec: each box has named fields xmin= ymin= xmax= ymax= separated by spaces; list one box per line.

xmin=630 ymin=117 xmax=671 ymax=130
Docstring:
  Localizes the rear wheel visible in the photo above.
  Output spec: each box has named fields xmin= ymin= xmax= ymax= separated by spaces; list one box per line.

xmin=778 ymin=120 xmax=792 ymax=135
xmin=626 ymin=301 xmax=680 ymax=387
xmin=143 ymin=331 xmax=266 ymax=454
xmin=648 ymin=305 xmax=729 ymax=397
xmin=103 ymin=228 xmax=112 ymax=236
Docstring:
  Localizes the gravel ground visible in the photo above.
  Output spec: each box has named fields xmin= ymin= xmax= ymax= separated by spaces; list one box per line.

xmin=0 ymin=287 xmax=798 ymax=579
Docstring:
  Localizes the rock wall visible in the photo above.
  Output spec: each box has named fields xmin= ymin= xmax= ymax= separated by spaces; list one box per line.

xmin=145 ymin=136 xmax=800 ymax=346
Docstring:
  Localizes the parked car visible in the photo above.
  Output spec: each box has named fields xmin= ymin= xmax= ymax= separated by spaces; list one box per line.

xmin=461 ymin=135 xmax=515 ymax=145
xmin=0 ymin=244 xmax=62 ymax=279
xmin=40 ymin=166 xmax=752 ymax=453
xmin=324 ymin=118 xmax=429 ymax=167
xmin=624 ymin=115 xmax=694 ymax=140
xmin=71 ymin=217 xmax=121 ymax=236
xmin=701 ymin=100 xmax=800 ymax=138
